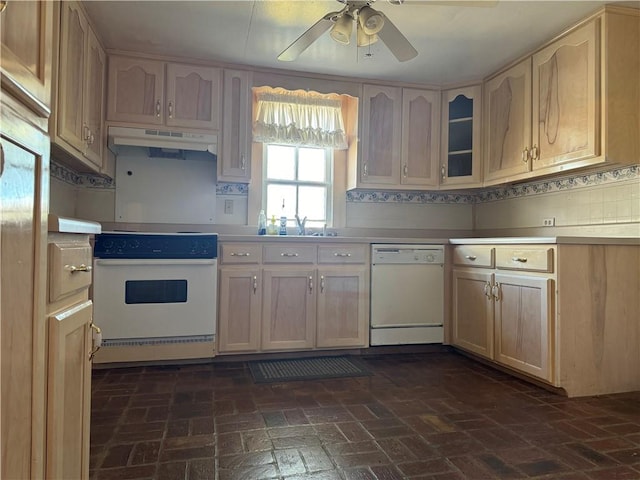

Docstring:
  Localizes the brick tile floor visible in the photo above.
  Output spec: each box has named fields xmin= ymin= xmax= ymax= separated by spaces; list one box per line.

xmin=90 ymin=352 xmax=640 ymax=479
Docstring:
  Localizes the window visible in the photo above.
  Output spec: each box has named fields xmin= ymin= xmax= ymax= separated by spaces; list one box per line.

xmin=263 ymin=144 xmax=332 ymax=228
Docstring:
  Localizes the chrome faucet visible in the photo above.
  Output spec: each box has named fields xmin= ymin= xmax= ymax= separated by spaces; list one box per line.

xmin=295 ymin=214 xmax=307 ymax=236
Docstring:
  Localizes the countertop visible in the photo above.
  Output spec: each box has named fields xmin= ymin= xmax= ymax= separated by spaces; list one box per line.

xmin=48 ymin=214 xmax=102 ymax=234
xmin=449 ymin=237 xmax=640 ymax=245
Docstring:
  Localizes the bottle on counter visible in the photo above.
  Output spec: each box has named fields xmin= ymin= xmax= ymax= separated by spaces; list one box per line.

xmin=279 ymin=199 xmax=287 ymax=235
xmin=267 ymin=215 xmax=278 ymax=235
xmin=257 ymin=209 xmax=267 ymax=235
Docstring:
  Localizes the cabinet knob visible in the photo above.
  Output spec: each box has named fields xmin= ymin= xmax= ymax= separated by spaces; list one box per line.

xmin=241 ymin=154 xmax=246 ymax=171
xmin=363 ymin=163 xmax=368 ymax=176
xmin=168 ymin=101 xmax=173 ymax=119
xmin=403 ymin=164 xmax=408 ymax=177
xmin=320 ymin=275 xmax=325 ymax=293
xmin=253 ymin=275 xmax=258 ymax=294
xmin=280 ymin=252 xmax=299 ymax=257
xmin=230 ymin=252 xmax=250 ymax=257
xmin=511 ymin=257 xmax=528 ymax=263
xmin=522 ymin=147 xmax=530 ymax=163
xmin=441 ymin=165 xmax=446 ymax=180
xmin=155 ymin=100 xmax=161 ymax=117
xmin=492 ymin=282 xmax=501 ymax=301
xmin=308 ymin=276 xmax=313 ymax=293
xmin=484 ymin=281 xmax=492 ymax=299
xmin=531 ymin=144 xmax=539 ymax=161
xmin=334 ymin=252 xmax=351 ymax=257
xmin=465 ymin=255 xmax=477 ymax=261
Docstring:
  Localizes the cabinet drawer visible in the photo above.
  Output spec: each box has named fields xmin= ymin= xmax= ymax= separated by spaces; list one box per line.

xmin=496 ymin=246 xmax=554 ymax=273
xmin=453 ymin=246 xmax=494 ymax=268
xmin=263 ymin=245 xmax=317 ymax=264
xmin=220 ymin=243 xmax=262 ymax=264
xmin=318 ymin=244 xmax=367 ymax=264
xmin=49 ymin=243 xmax=93 ymax=302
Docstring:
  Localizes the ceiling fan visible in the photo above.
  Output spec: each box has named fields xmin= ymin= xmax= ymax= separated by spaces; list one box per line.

xmin=278 ymin=0 xmax=417 ymax=63
xmin=277 ymin=0 xmax=497 ymax=63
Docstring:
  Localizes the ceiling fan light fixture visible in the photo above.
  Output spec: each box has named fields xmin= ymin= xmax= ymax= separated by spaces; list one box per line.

xmin=330 ymin=13 xmax=353 ymax=45
xmin=357 ymin=26 xmax=378 ymax=47
xmin=358 ymin=6 xmax=384 ymax=35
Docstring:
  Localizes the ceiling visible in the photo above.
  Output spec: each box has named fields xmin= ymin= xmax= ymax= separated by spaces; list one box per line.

xmin=83 ymin=0 xmax=634 ymax=86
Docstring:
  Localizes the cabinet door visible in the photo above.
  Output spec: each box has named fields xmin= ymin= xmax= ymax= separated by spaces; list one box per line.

xmin=532 ymin=20 xmax=598 ymax=170
xmin=441 ymin=86 xmax=482 ymax=187
xmin=46 ymin=301 xmax=92 ymax=480
xmin=166 ymin=63 xmax=221 ymax=130
xmin=219 ymin=69 xmax=251 ymax=181
xmin=83 ymin=27 xmax=106 ymax=168
xmin=57 ymin=1 xmax=88 ymax=152
xmin=0 ymin=0 xmax=53 ymax=115
xmin=218 ymin=268 xmax=261 ymax=353
xmin=360 ymin=84 xmax=402 ymax=185
xmin=262 ymin=268 xmax=315 ymax=351
xmin=452 ymin=269 xmax=494 ymax=359
xmin=401 ymin=88 xmax=440 ymax=187
xmin=316 ymin=267 xmax=369 ymax=348
xmin=1 ymin=103 xmax=49 ymax=480
xmin=484 ymin=58 xmax=532 ymax=183
xmin=107 ymin=56 xmax=165 ymax=125
xmin=493 ymin=274 xmax=553 ymax=382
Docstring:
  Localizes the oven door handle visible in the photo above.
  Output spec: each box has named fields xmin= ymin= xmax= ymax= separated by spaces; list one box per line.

xmin=94 ymin=259 xmax=217 ymax=266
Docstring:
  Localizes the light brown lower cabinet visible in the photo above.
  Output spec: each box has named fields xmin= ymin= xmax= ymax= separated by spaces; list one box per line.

xmin=217 ymin=242 xmax=370 ymax=354
xmin=451 ymin=243 xmax=640 ymax=397
xmin=46 ymin=232 xmax=98 ymax=479
xmin=46 ymin=300 xmax=92 ymax=480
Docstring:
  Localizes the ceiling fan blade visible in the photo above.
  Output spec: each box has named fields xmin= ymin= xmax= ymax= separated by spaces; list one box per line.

xmin=389 ymin=0 xmax=497 ymax=6
xmin=277 ymin=13 xmax=337 ymax=62
xmin=377 ymin=13 xmax=418 ymax=62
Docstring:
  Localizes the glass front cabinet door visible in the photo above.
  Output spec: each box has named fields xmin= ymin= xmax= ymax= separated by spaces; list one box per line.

xmin=440 ymin=86 xmax=482 ymax=188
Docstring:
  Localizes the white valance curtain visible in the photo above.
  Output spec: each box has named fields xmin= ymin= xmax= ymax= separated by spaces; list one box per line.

xmin=253 ymin=88 xmax=348 ymax=149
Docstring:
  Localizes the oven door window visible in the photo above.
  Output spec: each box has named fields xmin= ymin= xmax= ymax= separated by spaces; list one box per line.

xmin=125 ymin=279 xmax=187 ymax=304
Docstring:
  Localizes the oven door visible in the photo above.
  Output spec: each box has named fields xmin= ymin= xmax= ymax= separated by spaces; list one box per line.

xmin=93 ymin=258 xmax=217 ymax=340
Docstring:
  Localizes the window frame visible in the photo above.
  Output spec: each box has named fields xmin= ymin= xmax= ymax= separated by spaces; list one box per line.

xmin=262 ymin=143 xmax=334 ymax=227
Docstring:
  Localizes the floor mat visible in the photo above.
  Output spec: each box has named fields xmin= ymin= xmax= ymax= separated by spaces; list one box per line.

xmin=248 ymin=356 xmax=373 ymax=383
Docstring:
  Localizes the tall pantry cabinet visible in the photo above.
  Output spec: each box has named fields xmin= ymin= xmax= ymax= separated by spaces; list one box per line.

xmin=1 ymin=1 xmax=99 ymax=478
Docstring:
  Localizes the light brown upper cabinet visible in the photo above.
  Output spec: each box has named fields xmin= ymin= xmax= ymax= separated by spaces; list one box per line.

xmin=484 ymin=9 xmax=639 ymax=185
xmin=350 ymin=84 xmax=439 ymax=190
xmin=52 ymin=1 xmax=106 ymax=172
xmin=218 ymin=69 xmax=252 ymax=182
xmin=401 ymin=88 xmax=440 ymax=188
xmin=0 ymin=0 xmax=53 ymax=116
xmin=107 ymin=56 xmax=221 ymax=132
xmin=440 ymin=85 xmax=482 ymax=188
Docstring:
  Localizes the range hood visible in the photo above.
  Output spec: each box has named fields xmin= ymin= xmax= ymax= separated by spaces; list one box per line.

xmin=107 ymin=126 xmax=217 ymax=155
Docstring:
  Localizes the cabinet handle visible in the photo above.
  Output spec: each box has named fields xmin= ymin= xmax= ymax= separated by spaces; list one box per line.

xmin=511 ymin=257 xmax=527 ymax=263
xmin=0 ymin=143 xmax=4 ymax=178
xmin=363 ymin=163 xmax=368 ymax=176
xmin=0 ymin=2 xmax=7 ymax=14
xmin=492 ymin=282 xmax=501 ymax=301
xmin=89 ymin=323 xmax=102 ymax=361
xmin=230 ymin=252 xmax=250 ymax=257
xmin=155 ymin=100 xmax=161 ymax=117
xmin=280 ymin=252 xmax=299 ymax=257
xmin=88 ymin=132 xmax=95 ymax=145
xmin=484 ymin=281 xmax=492 ymax=299
xmin=531 ymin=144 xmax=539 ymax=161
xmin=465 ymin=255 xmax=477 ymax=261
xmin=522 ymin=147 xmax=530 ymax=163
xmin=253 ymin=275 xmax=258 ymax=294
xmin=84 ymin=125 xmax=91 ymax=141
xmin=308 ymin=276 xmax=313 ymax=293
xmin=334 ymin=252 xmax=351 ymax=257
xmin=65 ymin=264 xmax=93 ymax=273
xmin=441 ymin=164 xmax=446 ymax=180
xmin=403 ymin=164 xmax=408 ymax=177
xmin=168 ymin=101 xmax=173 ymax=118
xmin=320 ymin=275 xmax=325 ymax=293
xmin=241 ymin=154 xmax=246 ymax=171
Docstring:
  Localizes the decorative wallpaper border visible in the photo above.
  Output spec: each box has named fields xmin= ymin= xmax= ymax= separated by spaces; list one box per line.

xmin=216 ymin=183 xmax=249 ymax=195
xmin=50 ymin=161 xmax=115 ymax=189
xmin=474 ymin=165 xmax=639 ymax=203
xmin=52 ymin=160 xmax=637 ymax=203
xmin=346 ymin=190 xmax=475 ymax=204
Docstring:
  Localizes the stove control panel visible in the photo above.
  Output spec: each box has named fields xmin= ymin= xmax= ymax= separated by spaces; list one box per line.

xmin=94 ymin=233 xmax=218 ymax=259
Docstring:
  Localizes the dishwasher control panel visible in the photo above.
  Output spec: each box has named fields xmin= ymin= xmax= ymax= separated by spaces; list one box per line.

xmin=371 ymin=244 xmax=444 ymax=265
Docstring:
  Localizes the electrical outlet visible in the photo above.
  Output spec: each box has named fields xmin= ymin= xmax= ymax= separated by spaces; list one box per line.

xmin=224 ymin=199 xmax=233 ymax=215
xmin=543 ymin=217 xmax=555 ymax=227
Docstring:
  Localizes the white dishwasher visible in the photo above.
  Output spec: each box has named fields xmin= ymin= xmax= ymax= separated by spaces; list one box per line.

xmin=370 ymin=244 xmax=444 ymax=345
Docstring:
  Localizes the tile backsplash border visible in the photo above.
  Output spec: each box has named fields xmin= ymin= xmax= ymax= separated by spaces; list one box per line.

xmin=51 ymin=160 xmax=638 ymax=204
